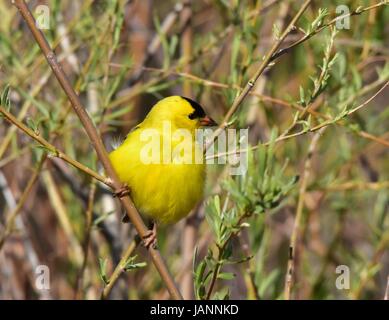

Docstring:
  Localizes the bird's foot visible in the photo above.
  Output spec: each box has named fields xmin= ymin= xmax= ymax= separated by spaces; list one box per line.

xmin=113 ymin=184 xmax=131 ymax=199
xmin=142 ymin=223 xmax=157 ymax=249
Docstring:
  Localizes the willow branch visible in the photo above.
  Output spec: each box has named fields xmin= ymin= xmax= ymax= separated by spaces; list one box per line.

xmin=101 ymin=238 xmax=140 ymax=299
xmin=205 ymin=212 xmax=250 ymax=300
xmin=205 ymin=0 xmax=312 ymax=150
xmin=12 ymin=0 xmax=182 ymax=300
xmin=207 ymin=79 xmax=389 ymax=160
xmin=284 ymin=127 xmax=326 ymax=300
xmin=180 ymin=0 xmax=197 ymax=300
xmin=270 ymin=1 xmax=389 ymax=62
xmin=0 ymin=106 xmax=112 ymax=188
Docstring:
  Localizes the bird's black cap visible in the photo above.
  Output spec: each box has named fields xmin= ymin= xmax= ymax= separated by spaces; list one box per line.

xmin=181 ymin=96 xmax=206 ymax=119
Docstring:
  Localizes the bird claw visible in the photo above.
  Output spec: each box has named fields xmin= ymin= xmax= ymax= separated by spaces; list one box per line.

xmin=142 ymin=224 xmax=157 ymax=249
xmin=113 ymin=184 xmax=131 ymax=199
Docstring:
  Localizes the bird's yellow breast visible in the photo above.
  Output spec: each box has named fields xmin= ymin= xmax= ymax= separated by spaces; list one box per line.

xmin=109 ymin=125 xmax=205 ymax=224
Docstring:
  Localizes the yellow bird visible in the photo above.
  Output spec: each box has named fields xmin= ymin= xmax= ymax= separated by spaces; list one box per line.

xmin=109 ymin=96 xmax=216 ymax=247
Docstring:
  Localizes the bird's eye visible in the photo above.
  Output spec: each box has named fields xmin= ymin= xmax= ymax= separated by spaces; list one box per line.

xmin=188 ymin=112 xmax=196 ymax=120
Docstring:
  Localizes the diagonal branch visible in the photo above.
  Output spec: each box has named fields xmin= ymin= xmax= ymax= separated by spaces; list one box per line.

xmin=12 ymin=0 xmax=182 ymax=300
xmin=270 ymin=1 xmax=389 ymax=62
xmin=0 ymin=106 xmax=112 ymax=187
xmin=205 ymin=0 xmax=312 ymax=150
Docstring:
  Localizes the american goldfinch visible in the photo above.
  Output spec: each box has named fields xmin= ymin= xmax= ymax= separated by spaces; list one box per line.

xmin=109 ymin=96 xmax=216 ymax=247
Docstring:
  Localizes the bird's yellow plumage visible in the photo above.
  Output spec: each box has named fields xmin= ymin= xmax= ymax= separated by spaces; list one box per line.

xmin=109 ymin=96 xmax=216 ymax=225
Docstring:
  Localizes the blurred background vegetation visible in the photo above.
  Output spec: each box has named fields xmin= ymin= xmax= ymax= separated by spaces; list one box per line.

xmin=0 ymin=0 xmax=388 ymax=300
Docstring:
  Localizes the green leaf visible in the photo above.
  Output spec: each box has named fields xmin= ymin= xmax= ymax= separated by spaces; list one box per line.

xmin=123 ymin=255 xmax=147 ymax=271
xmin=299 ymin=86 xmax=306 ymax=105
xmin=1 ymin=84 xmax=11 ymax=111
xmin=272 ymin=23 xmax=281 ymax=40
xmin=258 ymin=269 xmax=280 ymax=297
xmin=26 ymin=117 xmax=39 ymax=134
xmin=194 ymin=260 xmax=207 ymax=299
xmin=213 ymin=288 xmax=230 ymax=300
xmin=169 ymin=35 xmax=178 ymax=58
xmin=217 ymin=272 xmax=235 ymax=280
xmin=99 ymin=258 xmax=109 ymax=285
xmin=93 ymin=210 xmax=115 ymax=226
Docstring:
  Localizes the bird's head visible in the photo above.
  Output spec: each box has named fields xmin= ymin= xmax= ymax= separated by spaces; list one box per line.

xmin=146 ymin=96 xmax=217 ymax=131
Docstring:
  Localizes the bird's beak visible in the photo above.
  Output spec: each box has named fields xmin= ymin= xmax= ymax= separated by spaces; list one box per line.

xmin=200 ymin=115 xmax=218 ymax=127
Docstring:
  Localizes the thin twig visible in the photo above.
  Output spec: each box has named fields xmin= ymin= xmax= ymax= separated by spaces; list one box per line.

xmin=207 ymin=79 xmax=389 ymax=160
xmin=100 ymin=238 xmax=140 ymax=299
xmin=205 ymin=213 xmax=250 ymax=300
xmin=0 ymin=106 xmax=112 ymax=188
xmin=270 ymin=1 xmax=389 ymax=62
xmin=284 ymin=127 xmax=326 ymax=300
xmin=205 ymin=0 xmax=312 ymax=150
xmin=180 ymin=0 xmax=196 ymax=300
xmin=109 ymin=63 xmax=389 ymax=148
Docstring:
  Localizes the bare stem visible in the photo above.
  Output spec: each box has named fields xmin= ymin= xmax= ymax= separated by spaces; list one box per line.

xmin=207 ymin=79 xmax=389 ymax=160
xmin=205 ymin=0 xmax=313 ymax=150
xmin=270 ymin=1 xmax=389 ymax=62
xmin=101 ymin=238 xmax=140 ymax=299
xmin=284 ymin=127 xmax=326 ymax=300
xmin=12 ymin=0 xmax=182 ymax=300
xmin=0 ymin=106 xmax=112 ymax=188
xmin=180 ymin=0 xmax=197 ymax=300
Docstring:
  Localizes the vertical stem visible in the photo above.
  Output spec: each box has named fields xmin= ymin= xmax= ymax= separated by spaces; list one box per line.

xmin=180 ymin=0 xmax=196 ymax=300
xmin=284 ymin=128 xmax=326 ymax=299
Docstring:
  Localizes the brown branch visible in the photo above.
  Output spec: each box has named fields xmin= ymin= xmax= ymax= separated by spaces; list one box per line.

xmin=208 ymin=79 xmax=389 ymax=160
xmin=120 ymin=63 xmax=389 ymax=148
xmin=203 ymin=3 xmax=314 ymax=299
xmin=284 ymin=127 xmax=326 ymax=300
xmin=12 ymin=0 xmax=183 ymax=300
xmin=205 ymin=0 xmax=312 ymax=150
xmin=0 ymin=106 xmax=112 ymax=188
xmin=180 ymin=0 xmax=197 ymax=300
xmin=270 ymin=1 xmax=389 ymax=62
